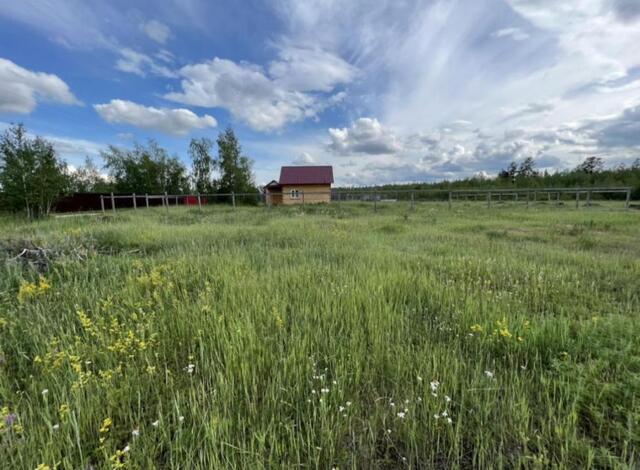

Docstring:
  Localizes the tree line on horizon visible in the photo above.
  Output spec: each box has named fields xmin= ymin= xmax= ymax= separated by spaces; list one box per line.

xmin=1 ymin=123 xmax=639 ymax=218
xmin=351 ymin=155 xmax=640 ymax=199
xmin=0 ymin=124 xmax=256 ymax=218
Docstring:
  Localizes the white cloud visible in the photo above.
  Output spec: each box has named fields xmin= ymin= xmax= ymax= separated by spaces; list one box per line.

xmin=116 ymin=48 xmax=176 ymax=78
xmin=165 ymin=48 xmax=355 ymax=131
xmin=0 ymin=58 xmax=80 ymax=114
xmin=269 ymin=46 xmax=357 ymax=92
xmin=328 ymin=118 xmax=402 ymax=155
xmin=491 ymin=27 xmax=529 ymax=41
xmin=292 ymin=152 xmax=316 ymax=164
xmin=140 ymin=20 xmax=171 ymax=44
xmin=94 ymin=99 xmax=217 ymax=136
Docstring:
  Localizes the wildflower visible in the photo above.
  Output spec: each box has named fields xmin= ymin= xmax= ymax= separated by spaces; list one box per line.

xmin=311 ymin=389 xmax=316 ymax=394
xmin=484 ymin=370 xmax=495 ymax=379
xmin=42 ymin=389 xmax=49 ymax=396
xmin=470 ymin=324 xmax=483 ymax=333
xmin=346 ymin=401 xmax=352 ymax=407
xmin=446 ymin=417 xmax=453 ymax=424
xmin=430 ymin=380 xmax=440 ymax=393
xmin=339 ymin=406 xmax=345 ymax=412
xmin=389 ymin=401 xmax=395 ymax=407
xmin=320 ymin=388 xmax=329 ymax=394
xmin=178 ymin=416 xmax=184 ymax=423
xmin=35 ymin=464 xmax=51 ymax=470
xmin=417 ymin=375 xmax=423 ymax=382
xmin=132 ymin=428 xmax=140 ymax=438
xmin=397 ymin=412 xmax=406 ymax=419
xmin=441 ymin=410 xmax=448 ymax=417
xmin=444 ymin=395 xmax=451 ymax=403
xmin=433 ymin=414 xmax=440 ymax=420
xmin=386 ymin=429 xmax=392 ymax=434
xmin=152 ymin=420 xmax=159 ymax=427
xmin=100 ymin=417 xmax=113 ymax=434
xmin=332 ymin=380 xmax=337 ymax=385
xmin=184 ymin=364 xmax=195 ymax=374
xmin=123 ymin=445 xmax=130 ymax=453
xmin=5 ymin=412 xmax=17 ymax=427
xmin=52 ymin=423 xmax=60 ymax=431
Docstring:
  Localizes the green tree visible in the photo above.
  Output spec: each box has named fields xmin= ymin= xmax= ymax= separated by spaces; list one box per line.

xmin=189 ymin=137 xmax=216 ymax=194
xmin=517 ymin=157 xmax=538 ymax=178
xmin=0 ymin=124 xmax=68 ymax=218
xmin=102 ymin=140 xmax=189 ymax=194
xmin=576 ymin=156 xmax=605 ymax=174
xmin=216 ymin=127 xmax=255 ymax=194
xmin=70 ymin=157 xmax=110 ymax=192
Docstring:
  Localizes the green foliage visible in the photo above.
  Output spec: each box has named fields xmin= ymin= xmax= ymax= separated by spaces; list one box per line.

xmin=0 ymin=124 xmax=68 ymax=218
xmin=69 ymin=157 xmax=111 ymax=193
xmin=216 ymin=127 xmax=256 ymax=194
xmin=0 ymin=203 xmax=638 ymax=468
xmin=102 ymin=140 xmax=189 ymax=194
xmin=188 ymin=137 xmax=216 ymax=194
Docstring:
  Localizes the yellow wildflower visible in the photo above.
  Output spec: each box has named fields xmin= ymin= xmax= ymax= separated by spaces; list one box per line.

xmin=35 ymin=464 xmax=51 ymax=470
xmin=470 ymin=324 xmax=484 ymax=333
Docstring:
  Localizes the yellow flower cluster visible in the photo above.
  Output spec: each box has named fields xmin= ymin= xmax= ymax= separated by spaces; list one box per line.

xmin=470 ymin=318 xmax=529 ymax=343
xmin=17 ymin=276 xmax=51 ymax=303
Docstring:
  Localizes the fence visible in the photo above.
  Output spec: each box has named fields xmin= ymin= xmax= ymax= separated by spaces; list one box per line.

xmin=98 ymin=186 xmax=634 ymax=214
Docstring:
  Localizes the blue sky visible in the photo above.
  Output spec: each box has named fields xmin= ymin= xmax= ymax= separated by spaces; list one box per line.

xmin=0 ymin=0 xmax=639 ymax=185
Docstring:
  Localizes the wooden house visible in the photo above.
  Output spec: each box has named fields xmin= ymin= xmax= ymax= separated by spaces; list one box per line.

xmin=265 ymin=166 xmax=334 ymax=205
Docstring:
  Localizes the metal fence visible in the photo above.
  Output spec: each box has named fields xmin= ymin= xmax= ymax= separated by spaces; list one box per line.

xmin=98 ymin=186 xmax=634 ymax=214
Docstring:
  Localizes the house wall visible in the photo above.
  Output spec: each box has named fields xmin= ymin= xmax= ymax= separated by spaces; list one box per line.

xmin=281 ymin=184 xmax=331 ymax=205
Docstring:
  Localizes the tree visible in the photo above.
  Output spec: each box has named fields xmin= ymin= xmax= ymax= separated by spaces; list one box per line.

xmin=70 ymin=157 xmax=109 ymax=192
xmin=498 ymin=162 xmax=518 ymax=181
xmin=189 ymin=137 xmax=216 ymax=194
xmin=0 ymin=124 xmax=68 ymax=218
xmin=517 ymin=157 xmax=538 ymax=178
xmin=631 ymin=158 xmax=640 ymax=170
xmin=216 ymin=127 xmax=255 ymax=194
xmin=576 ymin=156 xmax=604 ymax=174
xmin=102 ymin=140 xmax=189 ymax=194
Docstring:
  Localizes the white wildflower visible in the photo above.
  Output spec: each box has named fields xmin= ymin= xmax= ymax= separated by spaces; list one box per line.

xmin=444 ymin=395 xmax=451 ymax=403
xmin=152 ymin=420 xmax=159 ymax=427
xmin=446 ymin=417 xmax=453 ymax=424
xmin=339 ymin=406 xmax=345 ymax=412
xmin=123 ymin=445 xmax=130 ymax=452
xmin=346 ymin=401 xmax=352 ymax=407
xmin=430 ymin=380 xmax=440 ymax=393
xmin=397 ymin=412 xmax=406 ymax=419
xmin=132 ymin=428 xmax=140 ymax=438
xmin=52 ymin=423 xmax=60 ymax=431
xmin=42 ymin=389 xmax=49 ymax=396
xmin=484 ymin=370 xmax=495 ymax=379
xmin=184 ymin=364 xmax=195 ymax=374
xmin=417 ymin=376 xmax=423 ymax=382
xmin=320 ymin=388 xmax=329 ymax=394
xmin=178 ymin=416 xmax=184 ymax=423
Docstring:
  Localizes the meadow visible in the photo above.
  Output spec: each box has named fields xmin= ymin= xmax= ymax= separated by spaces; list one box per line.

xmin=0 ymin=201 xmax=638 ymax=469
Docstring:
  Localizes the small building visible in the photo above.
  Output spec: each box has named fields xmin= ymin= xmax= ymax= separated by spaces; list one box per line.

xmin=264 ymin=166 xmax=334 ymax=205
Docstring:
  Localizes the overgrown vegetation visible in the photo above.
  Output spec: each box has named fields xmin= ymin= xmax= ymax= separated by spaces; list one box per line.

xmin=0 ymin=202 xmax=638 ymax=468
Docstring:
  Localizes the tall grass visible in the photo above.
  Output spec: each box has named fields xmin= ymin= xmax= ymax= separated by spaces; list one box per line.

xmin=0 ymin=202 xmax=638 ymax=468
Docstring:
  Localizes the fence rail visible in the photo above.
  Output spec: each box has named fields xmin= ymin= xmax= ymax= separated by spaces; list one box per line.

xmin=98 ymin=186 xmax=634 ymax=214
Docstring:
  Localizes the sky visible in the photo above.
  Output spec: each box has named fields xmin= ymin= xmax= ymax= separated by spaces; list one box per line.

xmin=0 ymin=0 xmax=639 ymax=186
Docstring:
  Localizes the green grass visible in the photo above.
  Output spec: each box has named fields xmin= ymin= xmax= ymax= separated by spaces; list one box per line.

xmin=0 ymin=202 xmax=639 ymax=469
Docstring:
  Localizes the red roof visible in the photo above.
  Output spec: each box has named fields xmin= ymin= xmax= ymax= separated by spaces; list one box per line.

xmin=279 ymin=166 xmax=334 ymax=185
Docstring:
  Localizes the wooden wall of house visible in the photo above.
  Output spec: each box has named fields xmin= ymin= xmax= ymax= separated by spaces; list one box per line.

xmin=281 ymin=185 xmax=331 ymax=204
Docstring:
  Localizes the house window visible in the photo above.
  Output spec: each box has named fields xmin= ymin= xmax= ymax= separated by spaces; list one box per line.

xmin=290 ymin=189 xmax=300 ymax=199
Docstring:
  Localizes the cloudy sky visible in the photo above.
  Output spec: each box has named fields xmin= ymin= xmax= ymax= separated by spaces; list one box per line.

xmin=0 ymin=0 xmax=639 ymax=185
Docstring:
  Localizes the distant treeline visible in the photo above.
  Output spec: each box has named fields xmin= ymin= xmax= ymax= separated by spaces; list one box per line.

xmin=339 ymin=156 xmax=640 ymax=199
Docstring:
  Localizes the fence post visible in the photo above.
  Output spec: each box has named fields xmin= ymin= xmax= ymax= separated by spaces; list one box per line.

xmin=100 ymin=195 xmax=105 ymax=214
xmin=374 ymin=192 xmax=377 ymax=213
xmin=232 ymin=192 xmax=236 ymax=209
xmin=448 ymin=191 xmax=452 ymax=210
xmin=548 ymin=192 xmax=551 ymax=202
xmin=164 ymin=191 xmax=169 ymax=214
xmin=110 ymin=192 xmax=116 ymax=213
xmin=626 ymin=189 xmax=631 ymax=209
xmin=197 ymin=193 xmax=202 ymax=212
xmin=411 ymin=191 xmax=415 ymax=210
xmin=515 ymin=193 xmax=518 ymax=202
xmin=575 ymin=191 xmax=580 ymax=209
xmin=133 ymin=193 xmax=137 ymax=210
xmin=487 ymin=192 xmax=491 ymax=208
xmin=145 ymin=193 xmax=149 ymax=209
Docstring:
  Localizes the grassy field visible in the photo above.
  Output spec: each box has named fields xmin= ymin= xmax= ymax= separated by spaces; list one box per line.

xmin=0 ymin=202 xmax=638 ymax=469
